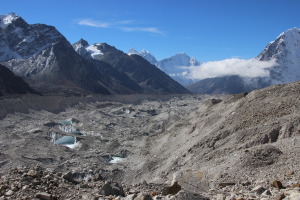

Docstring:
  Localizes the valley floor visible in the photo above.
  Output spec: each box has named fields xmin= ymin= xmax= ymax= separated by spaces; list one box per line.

xmin=0 ymin=87 xmax=300 ymax=199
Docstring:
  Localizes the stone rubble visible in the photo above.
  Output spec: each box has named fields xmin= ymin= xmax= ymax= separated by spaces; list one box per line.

xmin=0 ymin=166 xmax=300 ymax=199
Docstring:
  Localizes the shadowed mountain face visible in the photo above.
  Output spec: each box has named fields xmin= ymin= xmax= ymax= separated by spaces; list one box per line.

xmin=186 ymin=75 xmax=271 ymax=94
xmin=73 ymin=42 xmax=190 ymax=94
xmin=0 ymin=64 xmax=39 ymax=96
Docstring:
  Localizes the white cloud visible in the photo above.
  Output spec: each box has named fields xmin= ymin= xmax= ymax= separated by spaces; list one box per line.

xmin=188 ymin=58 xmax=278 ymax=80
xmin=78 ymin=19 xmax=110 ymax=28
xmin=77 ymin=18 xmax=163 ymax=34
xmin=121 ymin=27 xmax=164 ymax=34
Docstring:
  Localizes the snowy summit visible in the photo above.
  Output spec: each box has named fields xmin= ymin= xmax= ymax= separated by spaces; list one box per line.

xmin=0 ymin=13 xmax=18 ymax=28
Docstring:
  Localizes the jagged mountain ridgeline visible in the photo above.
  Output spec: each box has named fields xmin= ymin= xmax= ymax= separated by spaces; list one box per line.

xmin=0 ymin=13 xmax=189 ymax=95
xmin=72 ymin=41 xmax=189 ymax=94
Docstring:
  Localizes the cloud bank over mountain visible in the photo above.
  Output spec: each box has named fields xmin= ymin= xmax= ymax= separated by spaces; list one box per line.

xmin=188 ymin=58 xmax=278 ymax=80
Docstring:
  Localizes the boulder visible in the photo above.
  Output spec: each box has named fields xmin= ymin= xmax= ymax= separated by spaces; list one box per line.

xmin=36 ymin=192 xmax=53 ymax=200
xmin=5 ymin=190 xmax=14 ymax=196
xmin=161 ymin=181 xmax=181 ymax=195
xmin=99 ymin=182 xmax=125 ymax=197
xmin=171 ymin=169 xmax=209 ymax=193
xmin=219 ymin=182 xmax=235 ymax=188
xmin=251 ymin=185 xmax=266 ymax=195
xmin=62 ymin=172 xmax=78 ymax=184
xmin=272 ymin=180 xmax=284 ymax=189
xmin=135 ymin=193 xmax=153 ymax=200
xmin=168 ymin=190 xmax=209 ymax=200
xmin=274 ymin=192 xmax=285 ymax=200
xmin=124 ymin=194 xmax=137 ymax=200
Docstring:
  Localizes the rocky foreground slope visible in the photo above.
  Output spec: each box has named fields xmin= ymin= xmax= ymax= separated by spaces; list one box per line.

xmin=1 ymin=81 xmax=300 ymax=199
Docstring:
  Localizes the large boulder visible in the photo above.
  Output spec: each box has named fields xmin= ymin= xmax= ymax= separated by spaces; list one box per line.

xmin=171 ymin=169 xmax=209 ymax=193
xmin=99 ymin=182 xmax=125 ymax=197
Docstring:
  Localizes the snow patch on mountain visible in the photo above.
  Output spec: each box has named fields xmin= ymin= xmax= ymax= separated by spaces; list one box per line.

xmin=127 ymin=48 xmax=158 ymax=65
xmin=86 ymin=44 xmax=104 ymax=59
xmin=0 ymin=13 xmax=18 ymax=28
xmin=127 ymin=48 xmax=139 ymax=56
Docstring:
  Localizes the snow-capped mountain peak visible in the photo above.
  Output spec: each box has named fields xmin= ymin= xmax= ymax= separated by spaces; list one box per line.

xmin=159 ymin=52 xmax=201 ymax=68
xmin=260 ymin=27 xmax=300 ymax=84
xmin=127 ymin=48 xmax=139 ymax=55
xmin=0 ymin=13 xmax=19 ymax=28
xmin=127 ymin=48 xmax=158 ymax=65
xmin=258 ymin=27 xmax=300 ymax=61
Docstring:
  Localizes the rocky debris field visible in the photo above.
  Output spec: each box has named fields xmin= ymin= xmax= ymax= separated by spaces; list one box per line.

xmin=1 ymin=81 xmax=300 ymax=199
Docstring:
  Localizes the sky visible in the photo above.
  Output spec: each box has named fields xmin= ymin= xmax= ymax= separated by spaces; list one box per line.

xmin=1 ymin=0 xmax=300 ymax=63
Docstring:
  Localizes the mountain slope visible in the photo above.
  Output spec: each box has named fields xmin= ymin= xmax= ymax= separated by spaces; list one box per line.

xmin=75 ymin=43 xmax=190 ymax=94
xmin=187 ymin=75 xmax=270 ymax=94
xmin=0 ymin=64 xmax=39 ymax=96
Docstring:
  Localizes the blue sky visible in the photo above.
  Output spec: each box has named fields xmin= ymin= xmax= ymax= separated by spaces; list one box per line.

xmin=1 ymin=0 xmax=300 ymax=62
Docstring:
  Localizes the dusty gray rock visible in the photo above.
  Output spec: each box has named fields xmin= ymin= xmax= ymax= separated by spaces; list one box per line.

xmin=5 ymin=190 xmax=14 ymax=196
xmin=161 ymin=181 xmax=181 ymax=195
xmin=134 ymin=193 xmax=153 ymax=200
xmin=99 ymin=182 xmax=125 ymax=197
xmin=252 ymin=185 xmax=266 ymax=195
xmin=171 ymin=169 xmax=209 ymax=193
xmin=62 ymin=172 xmax=77 ymax=184
xmin=168 ymin=190 xmax=209 ymax=200
xmin=36 ymin=192 xmax=53 ymax=200
xmin=124 ymin=194 xmax=138 ymax=200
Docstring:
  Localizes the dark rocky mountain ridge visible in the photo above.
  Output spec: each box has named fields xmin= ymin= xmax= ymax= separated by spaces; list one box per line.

xmin=73 ymin=41 xmax=190 ymax=94
xmin=1 ymin=13 xmax=189 ymax=95
xmin=0 ymin=64 xmax=39 ymax=96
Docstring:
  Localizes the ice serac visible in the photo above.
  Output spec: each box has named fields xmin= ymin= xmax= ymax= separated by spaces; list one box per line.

xmin=81 ymin=43 xmax=190 ymax=94
xmin=188 ymin=27 xmax=300 ymax=94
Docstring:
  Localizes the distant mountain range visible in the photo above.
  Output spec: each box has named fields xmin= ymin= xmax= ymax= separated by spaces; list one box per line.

xmin=127 ymin=49 xmax=201 ymax=86
xmin=130 ymin=28 xmax=300 ymax=94
xmin=1 ymin=13 xmax=300 ymax=95
xmin=0 ymin=13 xmax=189 ymax=95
